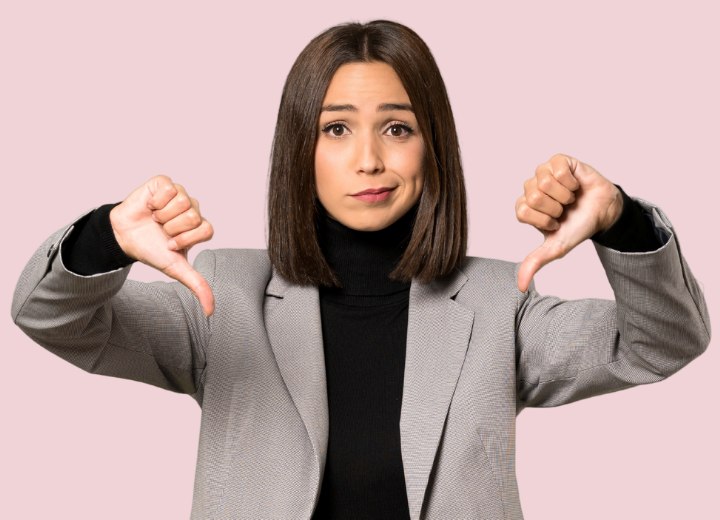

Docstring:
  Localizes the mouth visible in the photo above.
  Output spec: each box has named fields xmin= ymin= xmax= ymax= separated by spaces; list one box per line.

xmin=351 ymin=186 xmax=396 ymax=196
xmin=350 ymin=186 xmax=397 ymax=203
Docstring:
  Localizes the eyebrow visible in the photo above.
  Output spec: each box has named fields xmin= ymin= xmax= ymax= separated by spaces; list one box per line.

xmin=320 ymin=103 xmax=414 ymax=113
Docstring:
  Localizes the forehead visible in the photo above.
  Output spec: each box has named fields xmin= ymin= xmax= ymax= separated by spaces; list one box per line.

xmin=322 ymin=62 xmax=410 ymax=105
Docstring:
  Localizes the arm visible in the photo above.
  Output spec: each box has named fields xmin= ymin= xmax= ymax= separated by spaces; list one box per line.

xmin=516 ymin=199 xmax=710 ymax=409
xmin=11 ymin=214 xmax=214 ymax=400
xmin=513 ymin=154 xmax=710 ymax=410
xmin=11 ymin=176 xmax=215 ymax=402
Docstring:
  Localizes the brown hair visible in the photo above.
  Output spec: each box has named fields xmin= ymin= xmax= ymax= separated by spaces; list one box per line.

xmin=267 ymin=20 xmax=467 ymax=287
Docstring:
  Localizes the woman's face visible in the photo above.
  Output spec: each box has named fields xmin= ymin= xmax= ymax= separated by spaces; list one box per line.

xmin=314 ymin=61 xmax=425 ymax=231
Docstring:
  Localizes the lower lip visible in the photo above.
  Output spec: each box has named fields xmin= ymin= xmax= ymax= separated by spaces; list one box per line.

xmin=351 ymin=189 xmax=395 ymax=202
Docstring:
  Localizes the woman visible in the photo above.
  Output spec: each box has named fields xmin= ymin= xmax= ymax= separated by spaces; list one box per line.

xmin=12 ymin=20 xmax=710 ymax=519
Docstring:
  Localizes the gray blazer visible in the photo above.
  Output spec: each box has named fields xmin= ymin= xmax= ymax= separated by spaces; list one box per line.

xmin=12 ymin=199 xmax=710 ymax=519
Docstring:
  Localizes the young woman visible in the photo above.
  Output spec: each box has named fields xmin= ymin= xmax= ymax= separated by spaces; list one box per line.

xmin=12 ymin=20 xmax=710 ymax=519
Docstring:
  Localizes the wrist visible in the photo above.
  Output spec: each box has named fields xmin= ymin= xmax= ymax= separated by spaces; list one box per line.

xmin=598 ymin=185 xmax=624 ymax=234
xmin=107 ymin=204 xmax=137 ymax=263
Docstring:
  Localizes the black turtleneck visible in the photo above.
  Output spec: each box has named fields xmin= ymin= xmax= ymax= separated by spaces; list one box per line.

xmin=311 ymin=204 xmax=416 ymax=519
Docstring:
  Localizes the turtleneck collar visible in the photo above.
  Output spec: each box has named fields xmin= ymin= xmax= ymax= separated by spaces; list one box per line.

xmin=317 ymin=203 xmax=418 ymax=299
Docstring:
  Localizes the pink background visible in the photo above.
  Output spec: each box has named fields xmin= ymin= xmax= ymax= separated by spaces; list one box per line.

xmin=2 ymin=1 xmax=717 ymax=518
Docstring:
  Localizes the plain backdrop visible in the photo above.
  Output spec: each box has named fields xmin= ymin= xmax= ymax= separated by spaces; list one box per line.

xmin=2 ymin=1 xmax=717 ymax=518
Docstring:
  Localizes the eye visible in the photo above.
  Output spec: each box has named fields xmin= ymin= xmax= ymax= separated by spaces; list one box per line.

xmin=322 ymin=122 xmax=349 ymax=137
xmin=385 ymin=123 xmax=414 ymax=138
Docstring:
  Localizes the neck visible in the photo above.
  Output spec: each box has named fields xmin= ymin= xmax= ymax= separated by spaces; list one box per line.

xmin=317 ymin=204 xmax=418 ymax=296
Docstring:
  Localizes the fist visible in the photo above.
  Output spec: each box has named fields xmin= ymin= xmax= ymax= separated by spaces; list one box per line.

xmin=515 ymin=153 xmax=623 ymax=293
xmin=110 ymin=175 xmax=215 ymax=316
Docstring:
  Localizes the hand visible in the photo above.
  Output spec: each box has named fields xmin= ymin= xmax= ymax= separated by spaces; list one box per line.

xmin=110 ymin=175 xmax=215 ymax=316
xmin=515 ymin=153 xmax=623 ymax=293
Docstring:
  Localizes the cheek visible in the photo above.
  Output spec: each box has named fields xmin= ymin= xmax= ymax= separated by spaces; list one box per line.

xmin=314 ymin=145 xmax=328 ymax=195
xmin=314 ymin=144 xmax=341 ymax=201
xmin=398 ymin=142 xmax=425 ymax=188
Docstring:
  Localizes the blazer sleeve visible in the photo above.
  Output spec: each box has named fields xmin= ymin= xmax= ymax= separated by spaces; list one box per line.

xmin=515 ymin=199 xmax=711 ymax=411
xmin=11 ymin=210 xmax=213 ymax=403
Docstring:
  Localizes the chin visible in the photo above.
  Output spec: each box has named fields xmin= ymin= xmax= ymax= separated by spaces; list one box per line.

xmin=347 ymin=214 xmax=396 ymax=232
xmin=353 ymin=223 xmax=387 ymax=232
xmin=326 ymin=211 xmax=382 ymax=231
xmin=325 ymin=203 xmax=405 ymax=232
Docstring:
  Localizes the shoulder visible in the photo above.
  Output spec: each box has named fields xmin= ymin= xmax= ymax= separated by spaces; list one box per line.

xmin=453 ymin=255 xmax=522 ymax=304
xmin=458 ymin=255 xmax=519 ymax=285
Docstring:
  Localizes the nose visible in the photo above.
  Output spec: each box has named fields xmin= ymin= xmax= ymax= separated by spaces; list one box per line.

xmin=355 ymin=133 xmax=384 ymax=175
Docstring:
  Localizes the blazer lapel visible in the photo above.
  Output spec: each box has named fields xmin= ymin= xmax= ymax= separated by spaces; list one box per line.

xmin=264 ymin=264 xmax=474 ymax=519
xmin=265 ymin=268 xmax=329 ymax=486
xmin=400 ymin=268 xmax=474 ymax=519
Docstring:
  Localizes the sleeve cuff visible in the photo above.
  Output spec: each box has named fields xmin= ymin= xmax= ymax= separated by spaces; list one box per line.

xmin=591 ymin=185 xmax=667 ymax=253
xmin=61 ymin=203 xmax=135 ymax=275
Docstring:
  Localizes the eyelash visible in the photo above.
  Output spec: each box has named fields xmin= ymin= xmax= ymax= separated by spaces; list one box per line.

xmin=320 ymin=121 xmax=415 ymax=138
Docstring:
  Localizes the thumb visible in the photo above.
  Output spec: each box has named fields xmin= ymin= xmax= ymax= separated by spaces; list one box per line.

xmin=517 ymin=239 xmax=562 ymax=293
xmin=165 ymin=257 xmax=215 ymax=316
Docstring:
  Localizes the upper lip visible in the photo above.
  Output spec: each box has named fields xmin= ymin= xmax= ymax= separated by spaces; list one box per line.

xmin=351 ymin=186 xmax=396 ymax=196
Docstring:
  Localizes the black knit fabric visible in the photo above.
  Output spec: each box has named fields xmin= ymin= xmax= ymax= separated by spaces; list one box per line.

xmin=311 ymin=203 xmax=417 ymax=519
xmin=61 ymin=202 xmax=134 ymax=275
xmin=591 ymin=185 xmax=667 ymax=250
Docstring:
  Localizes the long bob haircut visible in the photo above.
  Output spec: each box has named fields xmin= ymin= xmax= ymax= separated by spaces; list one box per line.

xmin=268 ymin=20 xmax=467 ymax=287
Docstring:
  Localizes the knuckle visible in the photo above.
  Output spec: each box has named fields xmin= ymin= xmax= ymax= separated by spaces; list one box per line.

xmin=175 ymin=193 xmax=190 ymax=209
xmin=152 ymin=176 xmax=178 ymax=198
xmin=153 ymin=174 xmax=173 ymax=185
xmin=204 ymin=220 xmax=215 ymax=238
xmin=556 ymin=168 xmax=571 ymax=181
xmin=548 ymin=241 xmax=568 ymax=258
xmin=160 ymin=178 xmax=175 ymax=190
xmin=527 ymin=191 xmax=543 ymax=206
xmin=542 ymin=215 xmax=556 ymax=229
xmin=173 ymin=235 xmax=188 ymax=249
xmin=516 ymin=203 xmax=530 ymax=221
xmin=537 ymin=174 xmax=553 ymax=191
xmin=162 ymin=221 xmax=176 ymax=236
xmin=185 ymin=209 xmax=201 ymax=226
xmin=527 ymin=256 xmax=541 ymax=272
